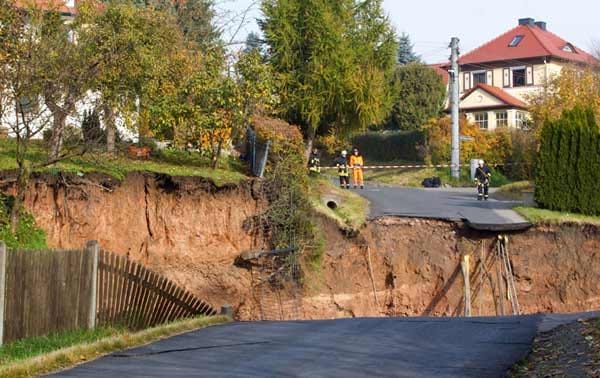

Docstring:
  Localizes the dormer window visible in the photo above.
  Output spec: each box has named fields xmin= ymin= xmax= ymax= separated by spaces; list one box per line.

xmin=65 ymin=0 xmax=75 ymax=7
xmin=562 ymin=43 xmax=576 ymax=53
xmin=509 ymin=35 xmax=524 ymax=47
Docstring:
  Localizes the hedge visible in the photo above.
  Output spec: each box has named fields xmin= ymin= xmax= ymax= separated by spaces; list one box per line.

xmin=535 ymin=107 xmax=600 ymax=215
xmin=351 ymin=130 xmax=424 ymax=162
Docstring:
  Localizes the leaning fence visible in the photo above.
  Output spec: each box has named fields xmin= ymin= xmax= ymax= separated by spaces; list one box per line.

xmin=0 ymin=241 xmax=216 ymax=345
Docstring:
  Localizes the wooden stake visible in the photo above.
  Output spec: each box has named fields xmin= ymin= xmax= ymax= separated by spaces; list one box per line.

xmin=461 ymin=254 xmax=471 ymax=317
xmin=366 ymin=246 xmax=379 ymax=308
xmin=0 ymin=242 xmax=6 ymax=345
xmin=86 ymin=241 xmax=99 ymax=329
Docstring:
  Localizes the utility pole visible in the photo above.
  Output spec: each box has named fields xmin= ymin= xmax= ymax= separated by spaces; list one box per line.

xmin=449 ymin=37 xmax=460 ymax=179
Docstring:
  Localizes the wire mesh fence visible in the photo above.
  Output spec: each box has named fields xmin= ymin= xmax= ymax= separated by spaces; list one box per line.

xmin=246 ymin=127 xmax=270 ymax=178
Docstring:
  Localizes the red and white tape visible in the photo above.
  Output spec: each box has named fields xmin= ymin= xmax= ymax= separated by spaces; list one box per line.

xmin=318 ymin=163 xmax=524 ymax=170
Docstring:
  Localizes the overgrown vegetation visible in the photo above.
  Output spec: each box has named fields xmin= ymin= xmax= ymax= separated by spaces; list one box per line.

xmin=0 ymin=194 xmax=46 ymax=250
xmin=0 ymin=316 xmax=229 ymax=378
xmin=253 ymin=118 xmax=323 ymax=268
xmin=308 ymin=177 xmax=369 ymax=231
xmin=423 ymin=116 xmax=536 ymax=180
xmin=536 ymin=107 xmax=600 ymax=215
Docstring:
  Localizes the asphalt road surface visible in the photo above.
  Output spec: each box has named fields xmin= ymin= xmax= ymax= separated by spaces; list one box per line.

xmin=358 ymin=185 xmax=531 ymax=231
xmin=51 ymin=314 xmax=600 ymax=378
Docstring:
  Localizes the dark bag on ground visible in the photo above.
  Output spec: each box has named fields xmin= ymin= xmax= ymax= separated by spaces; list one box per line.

xmin=422 ymin=176 xmax=441 ymax=188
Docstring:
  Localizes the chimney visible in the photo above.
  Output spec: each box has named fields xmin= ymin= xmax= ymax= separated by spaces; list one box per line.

xmin=518 ymin=18 xmax=535 ymax=26
xmin=535 ymin=21 xmax=547 ymax=30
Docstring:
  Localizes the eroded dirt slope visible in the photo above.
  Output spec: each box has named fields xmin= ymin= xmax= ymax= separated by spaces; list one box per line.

xmin=4 ymin=173 xmax=600 ymax=320
xmin=294 ymin=217 xmax=600 ymax=319
xmin=4 ymin=172 xmax=266 ymax=310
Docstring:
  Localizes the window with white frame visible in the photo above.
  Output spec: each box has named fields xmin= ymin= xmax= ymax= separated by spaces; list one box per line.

xmin=496 ymin=111 xmax=508 ymax=127
xmin=475 ymin=112 xmax=489 ymax=130
xmin=515 ymin=111 xmax=528 ymax=129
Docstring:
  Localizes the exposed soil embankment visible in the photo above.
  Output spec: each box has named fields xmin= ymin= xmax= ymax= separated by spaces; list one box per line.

xmin=295 ymin=217 xmax=600 ymax=319
xmin=1 ymin=172 xmax=266 ymax=311
xmin=2 ymin=172 xmax=599 ymax=320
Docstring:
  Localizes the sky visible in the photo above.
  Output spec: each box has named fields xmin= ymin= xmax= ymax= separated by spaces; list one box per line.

xmin=217 ymin=0 xmax=600 ymax=63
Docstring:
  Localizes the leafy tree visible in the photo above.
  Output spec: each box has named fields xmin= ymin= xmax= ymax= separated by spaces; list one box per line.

xmin=397 ymin=32 xmax=420 ymax=65
xmin=260 ymin=0 xmax=397 ymax=152
xmin=386 ymin=63 xmax=446 ymax=130
xmin=36 ymin=3 xmax=97 ymax=161
xmin=527 ymin=66 xmax=600 ymax=136
xmin=86 ymin=2 xmax=186 ymax=153
xmin=235 ymin=49 xmax=279 ymax=119
xmin=0 ymin=2 xmax=89 ymax=230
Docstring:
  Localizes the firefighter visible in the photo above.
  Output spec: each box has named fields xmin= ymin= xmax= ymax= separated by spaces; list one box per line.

xmin=350 ymin=147 xmax=364 ymax=189
xmin=474 ymin=159 xmax=492 ymax=200
xmin=335 ymin=150 xmax=350 ymax=189
xmin=308 ymin=147 xmax=321 ymax=175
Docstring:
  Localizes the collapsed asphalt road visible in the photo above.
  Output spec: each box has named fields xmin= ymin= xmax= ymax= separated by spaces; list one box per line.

xmin=358 ymin=186 xmax=531 ymax=231
xmin=52 ymin=315 xmax=554 ymax=378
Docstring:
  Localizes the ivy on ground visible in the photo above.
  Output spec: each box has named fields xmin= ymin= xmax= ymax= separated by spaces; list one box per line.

xmin=0 ymin=194 xmax=47 ymax=250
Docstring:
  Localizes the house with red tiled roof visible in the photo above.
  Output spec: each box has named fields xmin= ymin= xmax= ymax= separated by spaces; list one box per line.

xmin=14 ymin=0 xmax=78 ymax=18
xmin=439 ymin=18 xmax=597 ymax=130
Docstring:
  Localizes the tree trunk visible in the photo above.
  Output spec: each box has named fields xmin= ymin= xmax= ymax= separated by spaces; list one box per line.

xmin=212 ymin=139 xmax=223 ymax=169
xmin=9 ymin=164 xmax=30 ymax=233
xmin=104 ymin=105 xmax=116 ymax=155
xmin=304 ymin=132 xmax=314 ymax=163
xmin=49 ymin=112 xmax=67 ymax=161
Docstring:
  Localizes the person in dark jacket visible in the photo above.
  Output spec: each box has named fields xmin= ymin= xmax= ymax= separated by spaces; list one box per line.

xmin=474 ymin=159 xmax=492 ymax=200
xmin=308 ymin=148 xmax=321 ymax=175
xmin=335 ymin=150 xmax=350 ymax=189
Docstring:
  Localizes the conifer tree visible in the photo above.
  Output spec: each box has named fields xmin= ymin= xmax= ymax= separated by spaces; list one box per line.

xmin=260 ymin=0 xmax=397 ymax=150
xmin=397 ymin=32 xmax=420 ymax=65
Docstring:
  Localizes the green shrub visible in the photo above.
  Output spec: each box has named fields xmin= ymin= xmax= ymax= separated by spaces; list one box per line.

xmin=503 ymin=130 xmax=537 ymax=181
xmin=535 ymin=107 xmax=600 ymax=215
xmin=0 ymin=194 xmax=47 ymax=250
xmin=251 ymin=116 xmax=321 ymax=271
xmin=352 ymin=130 xmax=425 ymax=162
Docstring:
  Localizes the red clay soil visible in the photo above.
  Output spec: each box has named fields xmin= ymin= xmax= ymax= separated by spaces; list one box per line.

xmin=295 ymin=217 xmax=600 ymax=320
xmin=3 ymin=173 xmax=600 ymax=320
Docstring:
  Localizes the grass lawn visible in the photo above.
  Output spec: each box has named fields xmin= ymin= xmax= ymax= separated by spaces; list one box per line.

xmin=0 ymin=315 xmax=229 ymax=378
xmin=0 ymin=139 xmax=247 ymax=187
xmin=514 ymin=206 xmax=600 ymax=227
xmin=495 ymin=181 xmax=534 ymax=195
xmin=308 ymin=176 xmax=369 ymax=231
xmin=363 ymin=163 xmax=512 ymax=188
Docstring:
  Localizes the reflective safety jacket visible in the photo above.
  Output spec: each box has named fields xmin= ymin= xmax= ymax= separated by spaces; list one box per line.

xmin=335 ymin=157 xmax=349 ymax=177
xmin=475 ymin=166 xmax=492 ymax=183
xmin=308 ymin=153 xmax=321 ymax=173
xmin=350 ymin=154 xmax=364 ymax=168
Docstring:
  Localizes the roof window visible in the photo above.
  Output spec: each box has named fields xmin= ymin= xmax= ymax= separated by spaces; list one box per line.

xmin=509 ymin=35 xmax=524 ymax=47
xmin=562 ymin=43 xmax=576 ymax=53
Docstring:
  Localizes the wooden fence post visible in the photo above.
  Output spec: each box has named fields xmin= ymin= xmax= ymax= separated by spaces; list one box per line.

xmin=86 ymin=241 xmax=99 ymax=329
xmin=0 ymin=242 xmax=7 ymax=345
